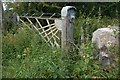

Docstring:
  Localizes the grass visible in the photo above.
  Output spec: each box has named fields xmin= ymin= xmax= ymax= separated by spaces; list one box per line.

xmin=2 ymin=16 xmax=119 ymax=78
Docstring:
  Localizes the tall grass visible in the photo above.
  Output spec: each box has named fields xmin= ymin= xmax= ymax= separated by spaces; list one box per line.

xmin=2 ymin=15 xmax=119 ymax=78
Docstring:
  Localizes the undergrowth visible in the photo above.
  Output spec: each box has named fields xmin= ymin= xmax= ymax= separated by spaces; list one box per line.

xmin=2 ymin=16 xmax=119 ymax=78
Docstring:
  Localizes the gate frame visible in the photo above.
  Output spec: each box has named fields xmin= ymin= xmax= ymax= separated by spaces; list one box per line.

xmin=14 ymin=6 xmax=76 ymax=51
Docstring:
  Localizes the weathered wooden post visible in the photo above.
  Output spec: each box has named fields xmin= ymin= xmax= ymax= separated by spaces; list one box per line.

xmin=12 ymin=12 xmax=19 ymax=27
xmin=61 ymin=6 xmax=76 ymax=51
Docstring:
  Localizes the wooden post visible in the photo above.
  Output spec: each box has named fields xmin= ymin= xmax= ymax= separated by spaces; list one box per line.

xmin=13 ymin=12 xmax=19 ymax=26
xmin=61 ymin=18 xmax=67 ymax=49
xmin=0 ymin=2 xmax=2 ymax=79
xmin=61 ymin=6 xmax=76 ymax=52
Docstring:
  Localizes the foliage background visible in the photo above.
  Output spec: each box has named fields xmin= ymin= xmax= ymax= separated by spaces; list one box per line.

xmin=2 ymin=2 xmax=120 ymax=78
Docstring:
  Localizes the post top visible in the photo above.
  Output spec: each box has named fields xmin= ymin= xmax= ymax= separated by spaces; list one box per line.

xmin=61 ymin=6 xmax=76 ymax=17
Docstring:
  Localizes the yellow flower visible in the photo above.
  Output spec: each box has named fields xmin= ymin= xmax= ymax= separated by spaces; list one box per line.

xmin=23 ymin=47 xmax=30 ymax=55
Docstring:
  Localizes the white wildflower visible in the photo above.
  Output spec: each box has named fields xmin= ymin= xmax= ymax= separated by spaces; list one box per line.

xmin=106 ymin=41 xmax=112 ymax=47
xmin=17 ymin=55 xmax=21 ymax=58
xmin=22 ymin=53 xmax=26 ymax=56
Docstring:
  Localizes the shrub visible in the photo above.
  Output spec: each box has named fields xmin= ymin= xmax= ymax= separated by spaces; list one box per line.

xmin=2 ymin=16 xmax=119 ymax=78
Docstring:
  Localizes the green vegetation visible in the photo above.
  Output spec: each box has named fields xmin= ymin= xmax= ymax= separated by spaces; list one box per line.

xmin=2 ymin=17 xmax=119 ymax=78
xmin=2 ymin=2 xmax=119 ymax=78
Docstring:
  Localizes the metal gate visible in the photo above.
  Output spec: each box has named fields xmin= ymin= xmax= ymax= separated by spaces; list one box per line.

xmin=14 ymin=6 xmax=76 ymax=50
xmin=18 ymin=13 xmax=61 ymax=47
